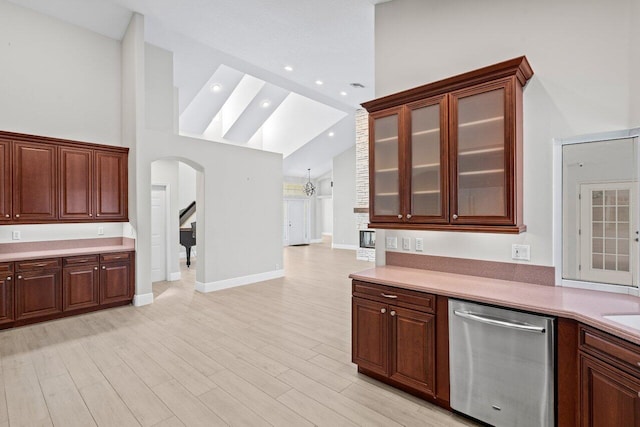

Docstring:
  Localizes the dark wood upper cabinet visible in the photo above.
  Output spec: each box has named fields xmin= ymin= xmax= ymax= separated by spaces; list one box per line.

xmin=0 ymin=130 xmax=128 ymax=224
xmin=0 ymin=140 xmax=11 ymax=222
xmin=59 ymin=146 xmax=93 ymax=220
xmin=95 ymin=151 xmax=127 ymax=220
xmin=362 ymin=56 xmax=533 ymax=233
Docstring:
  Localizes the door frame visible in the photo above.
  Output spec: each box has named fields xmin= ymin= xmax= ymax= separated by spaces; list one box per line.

xmin=151 ymin=183 xmax=172 ymax=282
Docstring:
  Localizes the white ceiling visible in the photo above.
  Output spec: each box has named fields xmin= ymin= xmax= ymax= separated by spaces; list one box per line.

xmin=8 ymin=0 xmax=381 ymax=178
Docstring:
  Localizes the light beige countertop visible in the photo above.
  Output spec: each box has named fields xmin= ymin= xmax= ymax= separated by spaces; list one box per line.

xmin=0 ymin=237 xmax=135 ymax=262
xmin=350 ymin=265 xmax=640 ymax=346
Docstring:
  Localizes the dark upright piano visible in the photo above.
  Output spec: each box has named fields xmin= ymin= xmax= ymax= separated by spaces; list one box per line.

xmin=179 ymin=201 xmax=196 ymax=268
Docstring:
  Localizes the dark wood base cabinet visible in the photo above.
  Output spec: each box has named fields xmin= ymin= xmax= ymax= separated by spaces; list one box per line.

xmin=352 ymin=280 xmax=449 ymax=408
xmin=1 ymin=251 xmax=134 ymax=330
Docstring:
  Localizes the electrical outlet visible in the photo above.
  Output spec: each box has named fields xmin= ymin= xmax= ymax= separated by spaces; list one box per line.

xmin=415 ymin=238 xmax=424 ymax=252
xmin=512 ymin=244 xmax=531 ymax=261
xmin=98 ymin=227 xmax=104 ymax=236
xmin=385 ymin=236 xmax=398 ymax=249
xmin=402 ymin=237 xmax=411 ymax=250
xmin=12 ymin=231 xmax=20 ymax=240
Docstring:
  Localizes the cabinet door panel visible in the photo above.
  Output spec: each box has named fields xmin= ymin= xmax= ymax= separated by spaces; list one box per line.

xmin=0 ymin=140 xmax=11 ymax=221
xmin=95 ymin=151 xmax=127 ymax=220
xmin=407 ymin=96 xmax=448 ymax=223
xmin=389 ymin=306 xmax=435 ymax=395
xmin=63 ymin=265 xmax=99 ymax=311
xmin=59 ymin=147 xmax=93 ymax=220
xmin=0 ymin=274 xmax=14 ymax=324
xmin=16 ymin=270 xmax=62 ymax=319
xmin=100 ymin=262 xmax=132 ymax=304
xmin=13 ymin=142 xmax=57 ymax=221
xmin=581 ymin=354 xmax=640 ymax=427
xmin=352 ymin=297 xmax=388 ymax=376
xmin=450 ymin=80 xmax=514 ymax=225
xmin=370 ymin=107 xmax=403 ymax=222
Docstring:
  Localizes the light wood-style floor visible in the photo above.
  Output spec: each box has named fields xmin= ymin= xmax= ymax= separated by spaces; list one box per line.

xmin=0 ymin=239 xmax=477 ymax=427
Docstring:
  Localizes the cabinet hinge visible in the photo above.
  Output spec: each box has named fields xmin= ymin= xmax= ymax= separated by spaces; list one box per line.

xmin=579 ymin=264 xmax=582 ymax=271
xmin=578 ymin=229 xmax=581 ymax=236
xmin=579 ymin=193 xmax=582 ymax=200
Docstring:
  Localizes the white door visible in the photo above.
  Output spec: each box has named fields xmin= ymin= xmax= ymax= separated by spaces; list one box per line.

xmin=579 ymin=182 xmax=638 ymax=286
xmin=151 ymin=186 xmax=167 ymax=282
xmin=286 ymin=199 xmax=308 ymax=245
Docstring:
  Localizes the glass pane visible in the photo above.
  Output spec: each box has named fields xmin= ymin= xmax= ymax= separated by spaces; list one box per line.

xmin=618 ymin=190 xmax=630 ymax=205
xmin=605 ymin=222 xmax=616 ymax=238
xmin=605 ymin=207 xmax=616 ymax=221
xmin=592 ymin=254 xmax=603 ymax=269
xmin=605 ymin=255 xmax=617 ymax=271
xmin=592 ymin=238 xmax=603 ymax=254
xmin=604 ymin=190 xmax=616 ymax=205
xmin=619 ymin=256 xmax=630 ymax=272
xmin=457 ymin=88 xmax=505 ymax=217
xmin=618 ymin=239 xmax=629 ymax=255
xmin=374 ymin=114 xmax=400 ymax=216
xmin=604 ymin=239 xmax=617 ymax=254
xmin=592 ymin=207 xmax=603 ymax=221
xmin=618 ymin=222 xmax=629 ymax=238
xmin=411 ymin=103 xmax=441 ymax=216
xmin=592 ymin=222 xmax=603 ymax=238
xmin=592 ymin=191 xmax=603 ymax=206
xmin=618 ymin=206 xmax=629 ymax=221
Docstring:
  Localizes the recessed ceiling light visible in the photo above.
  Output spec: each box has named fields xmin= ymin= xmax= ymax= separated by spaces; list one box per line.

xmin=328 ymin=131 xmax=335 ymax=137
xmin=350 ymin=82 xmax=365 ymax=88
xmin=284 ymin=65 xmax=293 ymax=72
xmin=340 ymin=91 xmax=347 ymax=96
xmin=315 ymin=80 xmax=324 ymax=86
xmin=261 ymin=100 xmax=271 ymax=108
xmin=210 ymin=83 xmax=222 ymax=92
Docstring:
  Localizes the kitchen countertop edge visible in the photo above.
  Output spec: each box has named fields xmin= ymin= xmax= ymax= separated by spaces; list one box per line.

xmin=350 ymin=265 xmax=640 ymax=346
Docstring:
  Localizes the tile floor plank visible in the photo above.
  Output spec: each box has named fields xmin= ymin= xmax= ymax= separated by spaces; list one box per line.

xmin=40 ymin=373 xmax=97 ymax=427
xmin=152 ymin=379 xmax=226 ymax=427
xmin=199 ymin=386 xmax=271 ymax=427
xmin=79 ymin=380 xmax=141 ymax=427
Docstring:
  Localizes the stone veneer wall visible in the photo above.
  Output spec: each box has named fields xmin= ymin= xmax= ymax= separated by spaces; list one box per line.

xmin=355 ymin=109 xmax=375 ymax=262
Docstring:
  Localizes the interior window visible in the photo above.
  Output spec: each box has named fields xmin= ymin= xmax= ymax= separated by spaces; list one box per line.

xmin=562 ymin=138 xmax=638 ymax=287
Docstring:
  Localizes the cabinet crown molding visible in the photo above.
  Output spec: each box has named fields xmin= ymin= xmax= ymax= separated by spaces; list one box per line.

xmin=362 ymin=56 xmax=534 ymax=113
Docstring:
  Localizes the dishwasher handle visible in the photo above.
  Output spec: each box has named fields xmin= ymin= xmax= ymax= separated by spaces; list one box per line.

xmin=453 ymin=310 xmax=546 ymax=334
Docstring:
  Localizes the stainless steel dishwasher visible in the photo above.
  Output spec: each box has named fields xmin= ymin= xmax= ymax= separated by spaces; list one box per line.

xmin=449 ymin=299 xmax=555 ymax=427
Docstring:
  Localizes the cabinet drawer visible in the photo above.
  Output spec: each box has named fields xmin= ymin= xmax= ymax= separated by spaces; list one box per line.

xmin=63 ymin=255 xmax=99 ymax=266
xmin=353 ymin=280 xmax=435 ymax=313
xmin=579 ymin=325 xmax=640 ymax=377
xmin=100 ymin=252 xmax=130 ymax=263
xmin=0 ymin=263 xmax=12 ymax=274
xmin=16 ymin=258 xmax=60 ymax=272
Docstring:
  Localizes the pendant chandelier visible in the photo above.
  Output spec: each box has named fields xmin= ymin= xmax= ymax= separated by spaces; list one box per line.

xmin=304 ymin=168 xmax=316 ymax=196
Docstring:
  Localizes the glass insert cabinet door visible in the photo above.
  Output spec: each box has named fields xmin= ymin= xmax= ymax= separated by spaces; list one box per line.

xmin=450 ymin=80 xmax=514 ymax=224
xmin=370 ymin=107 xmax=402 ymax=220
xmin=407 ymin=96 xmax=447 ymax=222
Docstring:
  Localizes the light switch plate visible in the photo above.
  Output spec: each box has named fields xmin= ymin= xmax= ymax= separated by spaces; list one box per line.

xmin=98 ymin=227 xmax=104 ymax=235
xmin=402 ymin=237 xmax=411 ymax=250
xmin=386 ymin=236 xmax=398 ymax=249
xmin=512 ymin=244 xmax=530 ymax=261
xmin=415 ymin=238 xmax=424 ymax=252
xmin=12 ymin=231 xmax=20 ymax=240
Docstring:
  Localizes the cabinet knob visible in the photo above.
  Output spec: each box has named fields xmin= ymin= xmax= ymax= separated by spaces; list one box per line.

xmin=406 ymin=214 xmax=412 ymax=219
xmin=390 ymin=310 xmax=396 ymax=317
xmin=4 ymin=214 xmax=8 ymax=218
xmin=397 ymin=214 xmax=403 ymax=219
xmin=6 ymin=276 xmax=10 ymax=281
xmin=452 ymin=214 xmax=458 ymax=220
xmin=380 ymin=308 xmax=386 ymax=314
xmin=15 ymin=214 xmax=19 ymax=218
xmin=94 ymin=267 xmax=98 ymax=270
xmin=17 ymin=275 xmax=22 ymax=279
xmin=89 ymin=213 xmax=93 ymax=217
xmin=96 ymin=214 xmax=100 ymax=217
xmin=102 ymin=266 xmax=106 ymax=270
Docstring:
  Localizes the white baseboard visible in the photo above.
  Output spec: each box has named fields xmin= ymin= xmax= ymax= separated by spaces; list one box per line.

xmin=168 ymin=272 xmax=181 ymax=281
xmin=322 ymin=232 xmax=333 ymax=236
xmin=133 ymin=292 xmax=154 ymax=306
xmin=332 ymin=243 xmax=358 ymax=250
xmin=179 ymin=249 xmax=197 ymax=259
xmin=310 ymin=238 xmax=323 ymax=243
xmin=195 ymin=269 xmax=285 ymax=293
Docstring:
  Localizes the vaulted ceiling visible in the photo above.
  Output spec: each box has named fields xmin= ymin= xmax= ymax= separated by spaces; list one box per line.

xmin=9 ymin=0 xmax=382 ymax=177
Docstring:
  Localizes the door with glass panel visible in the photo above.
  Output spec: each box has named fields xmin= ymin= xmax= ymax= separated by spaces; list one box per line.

xmin=370 ymin=107 xmax=403 ymax=222
xmin=406 ymin=96 xmax=448 ymax=223
xmin=579 ymin=182 xmax=637 ymax=286
xmin=449 ymin=80 xmax=514 ymax=225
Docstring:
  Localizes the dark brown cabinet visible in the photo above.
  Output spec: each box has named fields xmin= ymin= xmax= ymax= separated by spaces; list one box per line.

xmin=13 ymin=141 xmax=57 ymax=221
xmin=363 ymin=56 xmax=533 ymax=233
xmin=579 ymin=325 xmax=640 ymax=426
xmin=352 ymin=280 xmax=439 ymax=402
xmin=0 ymin=130 xmax=128 ymax=224
xmin=99 ymin=252 xmax=134 ymax=305
xmin=62 ymin=255 xmax=99 ymax=311
xmin=0 ymin=263 xmax=14 ymax=325
xmin=15 ymin=258 xmax=62 ymax=320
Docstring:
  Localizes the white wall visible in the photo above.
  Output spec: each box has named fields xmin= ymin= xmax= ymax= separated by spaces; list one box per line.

xmin=0 ymin=0 xmax=121 ymax=145
xmin=151 ymin=160 xmax=180 ymax=279
xmin=375 ymin=0 xmax=636 ymax=266
xmin=145 ymin=44 xmax=175 ymax=133
xmin=332 ymin=146 xmax=358 ymax=249
xmin=631 ymin=0 xmax=640 ymax=125
xmin=179 ymin=162 xmax=197 ymax=209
